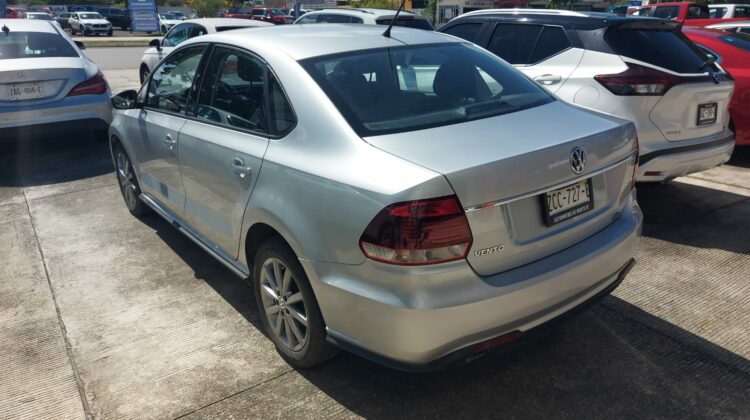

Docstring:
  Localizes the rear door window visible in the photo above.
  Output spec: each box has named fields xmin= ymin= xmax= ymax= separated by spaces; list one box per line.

xmin=736 ymin=7 xmax=750 ymax=18
xmin=529 ymin=26 xmax=571 ymax=63
xmin=442 ymin=22 xmax=483 ymax=42
xmin=652 ymin=6 xmax=680 ymax=19
xmin=605 ymin=25 xmax=716 ymax=74
xmin=686 ymin=6 xmax=709 ymax=19
xmin=487 ymin=24 xmax=543 ymax=65
xmin=709 ymin=7 xmax=727 ymax=18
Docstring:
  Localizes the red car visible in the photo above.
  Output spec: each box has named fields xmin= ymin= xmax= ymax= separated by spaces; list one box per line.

xmin=628 ymin=2 xmax=747 ymax=27
xmin=4 ymin=6 xmax=27 ymax=18
xmin=685 ymin=27 xmax=750 ymax=145
xmin=250 ymin=8 xmax=293 ymax=24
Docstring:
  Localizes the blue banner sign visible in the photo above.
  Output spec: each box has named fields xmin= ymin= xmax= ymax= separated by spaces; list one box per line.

xmin=0 ymin=0 xmax=6 ymax=18
xmin=128 ymin=0 xmax=158 ymax=33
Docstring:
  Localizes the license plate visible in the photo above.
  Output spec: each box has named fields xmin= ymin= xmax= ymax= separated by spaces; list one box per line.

xmin=697 ymin=102 xmax=717 ymax=126
xmin=542 ymin=179 xmax=593 ymax=226
xmin=7 ymin=82 xmax=46 ymax=101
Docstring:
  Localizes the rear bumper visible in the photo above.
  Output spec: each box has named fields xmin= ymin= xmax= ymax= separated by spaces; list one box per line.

xmin=0 ymin=93 xmax=112 ymax=140
xmin=301 ymin=192 xmax=642 ymax=368
xmin=637 ymin=131 xmax=735 ymax=182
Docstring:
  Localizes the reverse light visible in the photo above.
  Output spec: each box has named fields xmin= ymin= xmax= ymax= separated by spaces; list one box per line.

xmin=595 ymin=63 xmax=713 ymax=96
xmin=359 ymin=196 xmax=473 ymax=265
xmin=68 ymin=72 xmax=107 ymax=97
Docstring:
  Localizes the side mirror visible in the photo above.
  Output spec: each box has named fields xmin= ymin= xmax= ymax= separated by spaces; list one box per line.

xmin=74 ymin=41 xmax=85 ymax=50
xmin=149 ymin=38 xmax=162 ymax=52
xmin=111 ymin=90 xmax=140 ymax=110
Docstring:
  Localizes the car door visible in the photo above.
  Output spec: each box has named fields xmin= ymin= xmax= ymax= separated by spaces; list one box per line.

xmin=485 ymin=23 xmax=583 ymax=94
xmin=135 ymin=45 xmax=207 ymax=217
xmin=178 ymin=45 xmax=283 ymax=257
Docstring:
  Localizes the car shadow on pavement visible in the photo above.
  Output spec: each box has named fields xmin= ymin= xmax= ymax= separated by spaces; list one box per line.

xmin=636 ymin=180 xmax=749 ymax=255
xmin=727 ymin=146 xmax=750 ymax=169
xmin=293 ymin=297 xmax=750 ymax=418
xmin=0 ymin=134 xmax=113 ymax=188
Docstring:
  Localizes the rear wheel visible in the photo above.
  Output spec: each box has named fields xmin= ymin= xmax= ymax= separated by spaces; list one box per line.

xmin=113 ymin=142 xmax=150 ymax=217
xmin=253 ymin=237 xmax=338 ymax=368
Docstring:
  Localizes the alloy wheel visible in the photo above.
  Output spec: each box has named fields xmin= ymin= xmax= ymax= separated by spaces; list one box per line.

xmin=116 ymin=151 xmax=138 ymax=209
xmin=259 ymin=257 xmax=308 ymax=352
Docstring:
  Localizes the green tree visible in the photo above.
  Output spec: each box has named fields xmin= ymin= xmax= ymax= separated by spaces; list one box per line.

xmin=190 ymin=0 xmax=225 ymax=17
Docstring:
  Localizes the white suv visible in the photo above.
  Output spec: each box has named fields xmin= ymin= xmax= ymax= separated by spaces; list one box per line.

xmin=294 ymin=8 xmax=433 ymax=30
xmin=439 ymin=10 xmax=735 ymax=182
xmin=69 ymin=12 xmax=112 ymax=36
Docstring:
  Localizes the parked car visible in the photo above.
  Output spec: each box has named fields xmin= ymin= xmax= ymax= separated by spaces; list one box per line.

xmin=684 ymin=27 xmax=750 ymax=146
xmin=4 ymin=7 xmax=26 ymax=19
xmin=0 ymin=19 xmax=111 ymax=141
xmin=706 ymin=20 xmax=750 ymax=34
xmin=55 ymin=12 xmax=73 ymax=29
xmin=439 ymin=9 xmax=735 ymax=182
xmin=218 ymin=7 xmax=252 ymax=19
xmin=250 ymin=8 xmax=294 ymax=24
xmin=158 ymin=13 xmax=182 ymax=34
xmin=167 ymin=11 xmax=188 ymax=20
xmin=139 ymin=18 xmax=272 ymax=82
xmin=709 ymin=4 xmax=750 ymax=19
xmin=295 ymin=8 xmax=433 ymax=30
xmin=628 ymin=2 xmax=747 ymax=27
xmin=22 ymin=12 xmax=57 ymax=25
xmin=109 ymin=25 xmax=641 ymax=369
xmin=98 ymin=7 xmax=131 ymax=31
xmin=69 ymin=12 xmax=113 ymax=36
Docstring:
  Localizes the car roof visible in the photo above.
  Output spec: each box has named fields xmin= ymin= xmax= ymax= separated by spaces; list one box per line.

xmin=453 ymin=9 xmax=671 ymax=29
xmin=180 ymin=18 xmax=273 ymax=30
xmin=303 ymin=8 xmax=422 ymax=18
xmin=0 ymin=19 xmax=57 ymax=32
xmin=187 ymin=24 xmax=461 ymax=60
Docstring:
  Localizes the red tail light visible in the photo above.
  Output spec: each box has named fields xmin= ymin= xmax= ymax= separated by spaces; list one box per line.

xmin=68 ymin=72 xmax=107 ymax=97
xmin=359 ymin=195 xmax=473 ymax=265
xmin=595 ymin=63 xmax=713 ymax=96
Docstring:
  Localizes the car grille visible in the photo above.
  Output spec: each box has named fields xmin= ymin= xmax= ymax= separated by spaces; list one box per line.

xmin=93 ymin=24 xmax=108 ymax=28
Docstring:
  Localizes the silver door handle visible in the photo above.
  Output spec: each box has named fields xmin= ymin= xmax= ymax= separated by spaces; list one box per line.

xmin=163 ymin=133 xmax=176 ymax=148
xmin=533 ymin=74 xmax=562 ymax=85
xmin=231 ymin=157 xmax=251 ymax=177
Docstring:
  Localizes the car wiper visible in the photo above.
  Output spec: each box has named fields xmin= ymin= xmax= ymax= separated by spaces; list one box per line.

xmin=697 ymin=58 xmax=715 ymax=72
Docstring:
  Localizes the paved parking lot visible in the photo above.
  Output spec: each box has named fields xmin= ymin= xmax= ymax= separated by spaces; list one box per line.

xmin=1 ymin=132 xmax=749 ymax=418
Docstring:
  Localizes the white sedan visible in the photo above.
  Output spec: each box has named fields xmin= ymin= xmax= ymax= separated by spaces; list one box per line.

xmin=0 ymin=19 xmax=111 ymax=141
xmin=157 ymin=13 xmax=183 ymax=35
xmin=140 ymin=18 xmax=272 ymax=82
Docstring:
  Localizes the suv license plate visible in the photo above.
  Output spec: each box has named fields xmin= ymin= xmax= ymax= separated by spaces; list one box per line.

xmin=697 ymin=102 xmax=717 ymax=126
xmin=542 ymin=179 xmax=593 ymax=226
xmin=7 ymin=82 xmax=46 ymax=101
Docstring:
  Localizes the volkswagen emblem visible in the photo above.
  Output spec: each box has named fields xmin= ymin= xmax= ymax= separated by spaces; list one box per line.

xmin=570 ymin=147 xmax=586 ymax=174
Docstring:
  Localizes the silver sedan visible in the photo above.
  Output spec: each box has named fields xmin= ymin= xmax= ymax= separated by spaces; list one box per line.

xmin=108 ymin=25 xmax=642 ymax=370
xmin=0 ymin=19 xmax=111 ymax=141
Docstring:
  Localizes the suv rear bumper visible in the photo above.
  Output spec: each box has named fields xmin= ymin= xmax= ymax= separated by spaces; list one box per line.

xmin=637 ymin=131 xmax=734 ymax=182
xmin=301 ymin=192 xmax=642 ymax=368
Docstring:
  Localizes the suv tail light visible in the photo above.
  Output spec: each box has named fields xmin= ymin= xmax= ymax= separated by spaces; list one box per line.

xmin=359 ymin=196 xmax=473 ymax=265
xmin=595 ymin=63 xmax=713 ymax=96
xmin=68 ymin=72 xmax=107 ymax=97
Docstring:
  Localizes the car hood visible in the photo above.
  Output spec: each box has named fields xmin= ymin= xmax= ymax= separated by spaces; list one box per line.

xmin=80 ymin=18 xmax=110 ymax=24
xmin=160 ymin=19 xmax=181 ymax=25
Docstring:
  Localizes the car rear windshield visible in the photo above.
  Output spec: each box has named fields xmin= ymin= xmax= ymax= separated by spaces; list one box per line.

xmin=301 ymin=43 xmax=554 ymax=137
xmin=0 ymin=32 xmax=78 ymax=60
xmin=375 ymin=17 xmax=434 ymax=31
xmin=605 ymin=24 xmax=718 ymax=73
xmin=719 ymin=32 xmax=750 ymax=52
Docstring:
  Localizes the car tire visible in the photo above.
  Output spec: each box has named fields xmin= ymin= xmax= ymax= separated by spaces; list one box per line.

xmin=112 ymin=142 xmax=150 ymax=217
xmin=139 ymin=65 xmax=150 ymax=84
xmin=107 ymin=29 xmax=113 ymax=37
xmin=253 ymin=237 xmax=339 ymax=368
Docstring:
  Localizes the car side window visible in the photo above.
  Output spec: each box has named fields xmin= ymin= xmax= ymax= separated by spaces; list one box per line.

xmin=268 ymin=73 xmax=296 ymax=136
xmin=488 ymin=24 xmax=543 ymax=65
xmin=736 ymin=7 xmax=750 ymax=17
xmin=147 ymin=46 xmax=205 ymax=114
xmin=653 ymin=6 xmax=680 ymax=19
xmin=442 ymin=22 xmax=483 ymax=42
xmin=686 ymin=6 xmax=709 ymax=18
xmin=190 ymin=25 xmax=207 ymax=38
xmin=529 ymin=26 xmax=570 ymax=63
xmin=318 ymin=14 xmax=349 ymax=23
xmin=195 ymin=47 xmax=268 ymax=134
xmin=349 ymin=16 xmax=363 ymax=23
xmin=162 ymin=24 xmax=191 ymax=47
xmin=297 ymin=14 xmax=318 ymax=23
xmin=710 ymin=7 xmax=727 ymax=18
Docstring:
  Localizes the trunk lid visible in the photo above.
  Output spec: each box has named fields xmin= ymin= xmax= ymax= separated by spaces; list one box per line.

xmin=364 ymin=101 xmax=638 ymax=275
xmin=0 ymin=58 xmax=87 ymax=106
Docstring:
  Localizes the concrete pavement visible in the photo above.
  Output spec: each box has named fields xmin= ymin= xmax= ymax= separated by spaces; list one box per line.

xmin=1 ymin=134 xmax=749 ymax=418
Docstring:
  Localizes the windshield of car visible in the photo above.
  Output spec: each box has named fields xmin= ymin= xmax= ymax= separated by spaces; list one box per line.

xmin=301 ymin=43 xmax=554 ymax=137
xmin=79 ymin=13 xmax=103 ymax=19
xmin=719 ymin=32 xmax=750 ymax=52
xmin=375 ymin=17 xmax=434 ymax=31
xmin=0 ymin=32 xmax=78 ymax=60
xmin=28 ymin=13 xmax=52 ymax=20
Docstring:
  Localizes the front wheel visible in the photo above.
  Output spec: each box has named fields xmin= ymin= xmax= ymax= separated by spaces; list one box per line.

xmin=107 ymin=29 xmax=113 ymax=37
xmin=113 ymin=142 xmax=150 ymax=217
xmin=253 ymin=238 xmax=338 ymax=368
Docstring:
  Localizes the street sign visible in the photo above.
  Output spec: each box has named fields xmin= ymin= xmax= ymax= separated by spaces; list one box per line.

xmin=128 ymin=0 xmax=159 ymax=33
